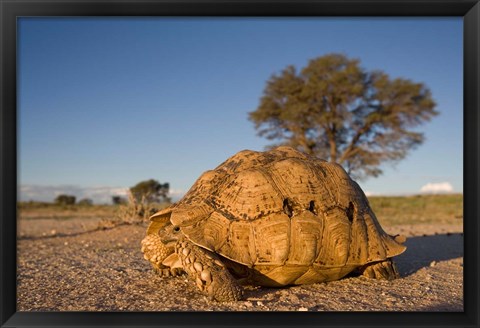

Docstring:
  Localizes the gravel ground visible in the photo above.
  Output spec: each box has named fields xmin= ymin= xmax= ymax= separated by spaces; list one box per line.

xmin=16 ymin=218 xmax=463 ymax=311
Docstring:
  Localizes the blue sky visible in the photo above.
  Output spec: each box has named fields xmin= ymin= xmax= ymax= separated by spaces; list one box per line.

xmin=18 ymin=17 xmax=463 ymax=203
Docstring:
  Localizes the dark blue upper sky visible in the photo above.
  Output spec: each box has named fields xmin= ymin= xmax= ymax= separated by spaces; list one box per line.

xmin=18 ymin=17 xmax=462 ymax=203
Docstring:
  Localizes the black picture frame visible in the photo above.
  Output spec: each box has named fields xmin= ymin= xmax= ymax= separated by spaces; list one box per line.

xmin=1 ymin=1 xmax=478 ymax=327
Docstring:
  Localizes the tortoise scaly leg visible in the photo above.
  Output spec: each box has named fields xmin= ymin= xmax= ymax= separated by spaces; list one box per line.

xmin=360 ymin=259 xmax=400 ymax=280
xmin=176 ymin=240 xmax=243 ymax=302
xmin=141 ymin=234 xmax=183 ymax=277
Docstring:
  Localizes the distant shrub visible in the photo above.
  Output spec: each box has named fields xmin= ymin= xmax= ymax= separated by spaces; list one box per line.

xmin=112 ymin=196 xmax=128 ymax=205
xmin=126 ymin=191 xmax=159 ymax=222
xmin=130 ymin=179 xmax=170 ymax=204
xmin=77 ymin=198 xmax=93 ymax=206
xmin=107 ymin=191 xmax=170 ymax=227
xmin=54 ymin=194 xmax=76 ymax=206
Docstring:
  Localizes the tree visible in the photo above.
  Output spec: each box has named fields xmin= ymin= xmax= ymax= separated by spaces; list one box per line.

xmin=249 ymin=53 xmax=438 ymax=179
xmin=129 ymin=179 xmax=170 ymax=204
xmin=54 ymin=194 xmax=76 ymax=205
xmin=77 ymin=198 xmax=93 ymax=206
xmin=112 ymin=195 xmax=127 ymax=205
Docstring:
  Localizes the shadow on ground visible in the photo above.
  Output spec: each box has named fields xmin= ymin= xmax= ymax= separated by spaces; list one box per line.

xmin=394 ymin=233 xmax=463 ymax=276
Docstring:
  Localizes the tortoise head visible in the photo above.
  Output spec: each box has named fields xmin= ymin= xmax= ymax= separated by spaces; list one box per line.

xmin=141 ymin=207 xmax=183 ymax=273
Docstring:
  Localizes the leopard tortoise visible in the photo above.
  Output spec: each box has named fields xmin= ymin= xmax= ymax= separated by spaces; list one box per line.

xmin=141 ymin=146 xmax=406 ymax=301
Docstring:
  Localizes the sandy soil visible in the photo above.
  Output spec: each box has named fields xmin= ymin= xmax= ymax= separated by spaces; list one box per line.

xmin=16 ymin=217 xmax=463 ymax=311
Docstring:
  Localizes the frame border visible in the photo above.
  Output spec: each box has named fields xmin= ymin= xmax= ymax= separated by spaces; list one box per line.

xmin=1 ymin=1 xmax=478 ymax=327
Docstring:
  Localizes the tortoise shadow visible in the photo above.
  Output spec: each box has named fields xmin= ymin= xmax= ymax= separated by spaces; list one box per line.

xmin=394 ymin=233 xmax=463 ymax=276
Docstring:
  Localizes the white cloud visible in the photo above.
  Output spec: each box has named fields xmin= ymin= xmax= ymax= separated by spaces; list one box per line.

xmin=168 ymin=188 xmax=186 ymax=202
xmin=420 ymin=182 xmax=454 ymax=194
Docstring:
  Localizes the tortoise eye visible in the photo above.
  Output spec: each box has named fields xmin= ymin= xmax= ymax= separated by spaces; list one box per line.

xmin=173 ymin=226 xmax=181 ymax=233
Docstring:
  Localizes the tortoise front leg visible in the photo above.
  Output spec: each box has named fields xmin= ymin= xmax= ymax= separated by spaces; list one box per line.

xmin=360 ymin=259 xmax=400 ymax=280
xmin=176 ymin=240 xmax=243 ymax=301
xmin=141 ymin=234 xmax=184 ymax=277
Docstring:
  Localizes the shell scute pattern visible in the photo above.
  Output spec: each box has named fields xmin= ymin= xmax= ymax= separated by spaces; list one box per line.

xmin=145 ymin=146 xmax=406 ymax=294
xmin=172 ymin=147 xmax=404 ymax=269
xmin=211 ymin=168 xmax=283 ymax=221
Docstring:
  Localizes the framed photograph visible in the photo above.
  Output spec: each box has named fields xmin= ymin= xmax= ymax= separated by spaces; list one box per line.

xmin=1 ymin=0 xmax=478 ymax=327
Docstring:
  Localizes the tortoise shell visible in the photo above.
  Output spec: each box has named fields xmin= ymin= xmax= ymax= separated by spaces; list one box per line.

xmin=149 ymin=146 xmax=405 ymax=285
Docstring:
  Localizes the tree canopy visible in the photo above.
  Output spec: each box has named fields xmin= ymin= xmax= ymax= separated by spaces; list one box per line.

xmin=54 ymin=194 xmax=76 ymax=205
xmin=249 ymin=53 xmax=438 ymax=179
xmin=77 ymin=198 xmax=93 ymax=206
xmin=112 ymin=196 xmax=127 ymax=205
xmin=130 ymin=179 xmax=170 ymax=204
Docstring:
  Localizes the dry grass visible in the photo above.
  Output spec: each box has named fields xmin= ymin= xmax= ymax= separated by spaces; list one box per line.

xmin=18 ymin=202 xmax=116 ymax=220
xmin=369 ymin=194 xmax=463 ymax=226
xmin=111 ymin=192 xmax=169 ymax=224
xmin=18 ymin=194 xmax=463 ymax=229
xmin=18 ymin=192 xmax=171 ymax=232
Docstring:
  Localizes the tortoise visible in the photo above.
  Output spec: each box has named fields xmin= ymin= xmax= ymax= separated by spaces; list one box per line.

xmin=141 ymin=146 xmax=406 ymax=301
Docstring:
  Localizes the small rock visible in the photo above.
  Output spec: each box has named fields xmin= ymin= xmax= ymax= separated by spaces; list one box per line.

xmin=244 ymin=301 xmax=253 ymax=307
xmin=257 ymin=301 xmax=264 ymax=306
xmin=298 ymin=307 xmax=309 ymax=311
xmin=430 ymin=261 xmax=436 ymax=267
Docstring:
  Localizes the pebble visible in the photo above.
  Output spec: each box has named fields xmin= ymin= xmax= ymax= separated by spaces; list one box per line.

xmin=298 ymin=307 xmax=309 ymax=311
xmin=430 ymin=261 xmax=436 ymax=267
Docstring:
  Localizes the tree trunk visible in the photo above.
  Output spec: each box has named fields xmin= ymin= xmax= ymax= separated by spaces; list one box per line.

xmin=329 ymin=138 xmax=337 ymax=163
xmin=325 ymin=124 xmax=337 ymax=163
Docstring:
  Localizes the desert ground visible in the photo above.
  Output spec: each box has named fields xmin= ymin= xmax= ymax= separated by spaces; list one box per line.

xmin=16 ymin=195 xmax=463 ymax=311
